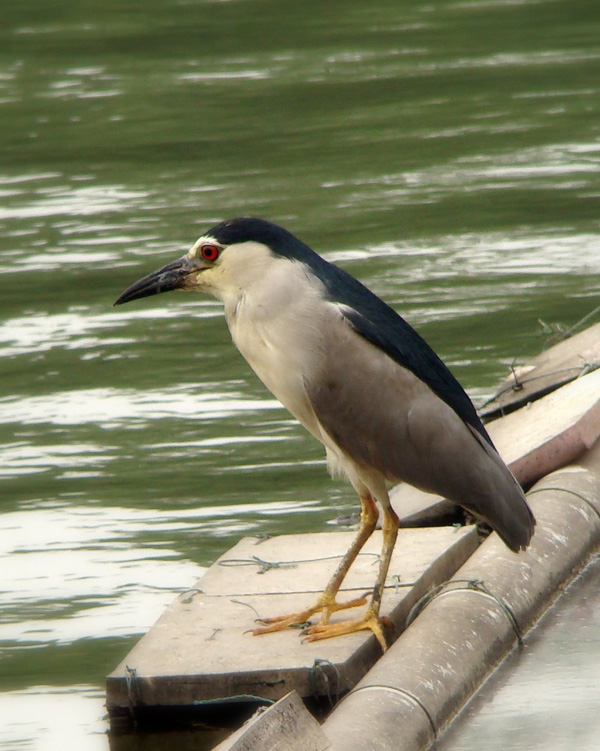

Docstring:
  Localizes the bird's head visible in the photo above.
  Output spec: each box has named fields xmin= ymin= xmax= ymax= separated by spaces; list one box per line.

xmin=114 ymin=217 xmax=317 ymax=307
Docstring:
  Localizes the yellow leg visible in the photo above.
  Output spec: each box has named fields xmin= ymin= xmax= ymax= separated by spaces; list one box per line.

xmin=303 ymin=506 xmax=400 ymax=651
xmin=252 ymin=494 xmax=379 ymax=635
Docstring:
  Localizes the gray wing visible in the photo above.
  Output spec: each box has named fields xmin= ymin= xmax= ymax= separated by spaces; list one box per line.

xmin=304 ymin=309 xmax=534 ymax=551
xmin=306 ymin=254 xmax=493 ymax=447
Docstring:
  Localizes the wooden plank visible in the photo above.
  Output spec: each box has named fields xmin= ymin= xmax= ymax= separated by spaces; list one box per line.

xmin=212 ymin=691 xmax=329 ymax=751
xmin=390 ymin=367 xmax=600 ymax=524
xmin=489 ymin=366 xmax=600 ymax=485
xmin=480 ymin=321 xmax=600 ymax=420
xmin=106 ymin=525 xmax=477 ymax=711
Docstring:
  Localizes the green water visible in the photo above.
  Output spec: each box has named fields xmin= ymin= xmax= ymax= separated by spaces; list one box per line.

xmin=1 ymin=0 xmax=599 ymax=748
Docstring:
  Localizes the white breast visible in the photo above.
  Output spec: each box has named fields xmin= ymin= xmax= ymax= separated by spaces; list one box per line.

xmin=224 ymin=256 xmax=328 ymax=439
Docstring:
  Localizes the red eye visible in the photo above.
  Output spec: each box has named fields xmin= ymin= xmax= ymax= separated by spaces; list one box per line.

xmin=201 ymin=244 xmax=220 ymax=262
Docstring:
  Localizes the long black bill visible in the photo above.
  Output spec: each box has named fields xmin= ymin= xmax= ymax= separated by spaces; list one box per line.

xmin=114 ymin=255 xmax=197 ymax=306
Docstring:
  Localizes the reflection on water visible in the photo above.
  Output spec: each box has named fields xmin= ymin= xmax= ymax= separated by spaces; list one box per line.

xmin=1 ymin=686 xmax=108 ymax=751
xmin=326 ymin=142 xmax=600 ymax=206
xmin=1 ymin=503 xmax=204 ymax=644
xmin=1 ymin=0 xmax=600 ymax=749
xmin=0 ymin=386 xmax=281 ymax=427
xmin=0 ymin=306 xmax=220 ymax=355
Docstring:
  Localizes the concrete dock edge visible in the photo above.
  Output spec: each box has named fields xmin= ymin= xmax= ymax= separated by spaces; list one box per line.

xmin=321 ymin=440 xmax=600 ymax=751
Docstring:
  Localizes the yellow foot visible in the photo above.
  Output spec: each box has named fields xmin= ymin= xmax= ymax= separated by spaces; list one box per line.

xmin=302 ymin=612 xmax=393 ymax=652
xmin=251 ymin=594 xmax=368 ymax=636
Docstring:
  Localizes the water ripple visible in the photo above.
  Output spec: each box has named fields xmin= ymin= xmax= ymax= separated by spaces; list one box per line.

xmin=0 ymin=385 xmax=280 ymax=428
xmin=0 ymin=305 xmax=220 ymax=356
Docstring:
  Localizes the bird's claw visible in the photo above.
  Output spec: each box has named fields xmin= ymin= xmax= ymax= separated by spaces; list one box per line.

xmin=250 ymin=594 xmax=369 ymax=636
xmin=301 ymin=611 xmax=393 ymax=652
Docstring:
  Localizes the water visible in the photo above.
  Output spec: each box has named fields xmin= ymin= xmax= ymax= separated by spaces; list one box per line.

xmin=1 ymin=0 xmax=599 ymax=748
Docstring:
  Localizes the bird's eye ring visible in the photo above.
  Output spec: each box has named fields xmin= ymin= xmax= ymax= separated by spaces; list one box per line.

xmin=201 ymin=244 xmax=220 ymax=262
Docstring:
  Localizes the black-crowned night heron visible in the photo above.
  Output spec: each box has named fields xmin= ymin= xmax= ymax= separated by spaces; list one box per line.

xmin=115 ymin=217 xmax=535 ymax=650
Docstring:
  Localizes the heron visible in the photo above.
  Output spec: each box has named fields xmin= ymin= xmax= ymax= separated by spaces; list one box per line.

xmin=115 ymin=217 xmax=535 ymax=651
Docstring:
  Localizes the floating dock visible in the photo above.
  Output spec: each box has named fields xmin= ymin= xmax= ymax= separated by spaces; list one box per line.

xmin=107 ymin=525 xmax=477 ymax=711
xmin=106 ymin=323 xmax=600 ymax=750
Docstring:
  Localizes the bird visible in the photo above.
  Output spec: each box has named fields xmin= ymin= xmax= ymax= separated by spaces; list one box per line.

xmin=114 ymin=216 xmax=535 ymax=651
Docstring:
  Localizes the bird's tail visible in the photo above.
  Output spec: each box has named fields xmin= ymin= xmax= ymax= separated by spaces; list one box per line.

xmin=465 ymin=427 xmax=535 ymax=552
xmin=482 ymin=478 xmax=535 ymax=552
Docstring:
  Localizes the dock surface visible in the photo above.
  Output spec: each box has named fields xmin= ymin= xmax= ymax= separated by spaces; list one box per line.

xmin=106 ymin=525 xmax=477 ymax=712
